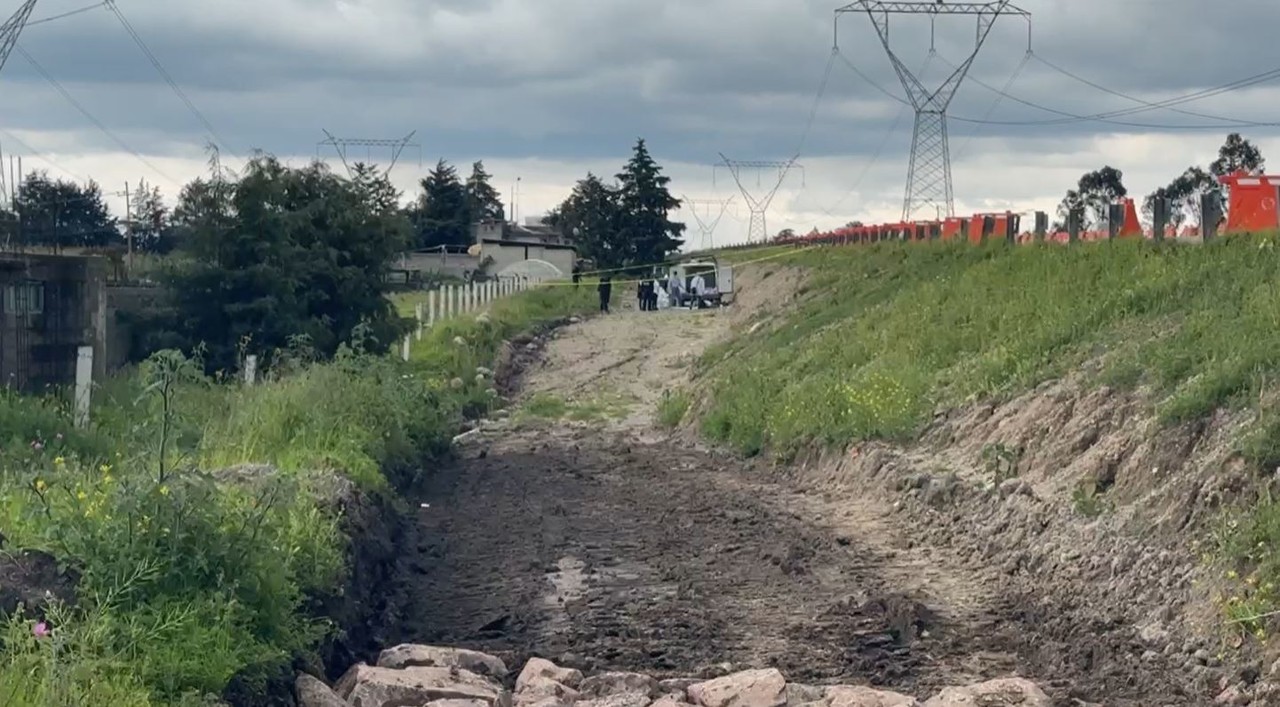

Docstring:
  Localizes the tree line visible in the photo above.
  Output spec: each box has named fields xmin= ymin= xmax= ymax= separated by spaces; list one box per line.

xmin=1053 ymin=132 xmax=1265 ymax=231
xmin=0 ymin=138 xmax=688 ymax=373
xmin=0 ymin=157 xmax=509 ymax=253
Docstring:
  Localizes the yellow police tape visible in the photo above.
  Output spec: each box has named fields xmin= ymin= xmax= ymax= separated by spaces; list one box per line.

xmin=537 ymin=245 xmax=816 ymax=288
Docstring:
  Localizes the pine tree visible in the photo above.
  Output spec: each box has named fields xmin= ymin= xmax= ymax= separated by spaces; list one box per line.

xmin=465 ymin=160 xmax=505 ymax=223
xmin=554 ymin=173 xmax=621 ymax=267
xmin=614 ymin=139 xmax=684 ymax=269
xmin=409 ymin=160 xmax=470 ymax=248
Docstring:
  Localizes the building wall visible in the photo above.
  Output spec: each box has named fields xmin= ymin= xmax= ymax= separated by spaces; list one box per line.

xmin=482 ymin=242 xmax=575 ymax=278
xmin=0 ymin=253 xmax=107 ymax=392
xmin=390 ymin=252 xmax=481 ymax=281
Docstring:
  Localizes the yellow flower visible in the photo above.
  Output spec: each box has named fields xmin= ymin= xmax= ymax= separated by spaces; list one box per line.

xmin=76 ymin=490 xmax=87 ymax=501
xmin=33 ymin=478 xmax=46 ymax=492
xmin=99 ymin=464 xmax=112 ymax=475
xmin=159 ymin=485 xmax=169 ymax=496
xmin=53 ymin=456 xmax=65 ymax=466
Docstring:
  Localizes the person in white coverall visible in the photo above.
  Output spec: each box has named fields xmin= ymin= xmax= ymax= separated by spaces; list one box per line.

xmin=688 ymin=273 xmax=706 ymax=309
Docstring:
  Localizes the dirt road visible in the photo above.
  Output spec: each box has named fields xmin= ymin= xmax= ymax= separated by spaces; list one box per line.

xmin=391 ymin=298 xmax=1208 ymax=705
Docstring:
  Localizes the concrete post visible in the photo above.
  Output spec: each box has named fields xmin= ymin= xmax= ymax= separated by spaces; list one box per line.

xmin=415 ymin=303 xmax=424 ymax=341
xmin=74 ymin=346 xmax=93 ymax=429
xmin=244 ymin=355 xmax=258 ymax=386
xmin=1201 ymin=193 xmax=1223 ymax=241
xmin=1107 ymin=203 xmax=1123 ymax=240
xmin=1034 ymin=211 xmax=1048 ymax=242
xmin=401 ymin=335 xmax=411 ymax=361
xmin=428 ymin=289 xmax=437 ymax=325
xmin=1067 ymin=211 xmax=1081 ymax=244
xmin=1152 ymin=198 xmax=1169 ymax=243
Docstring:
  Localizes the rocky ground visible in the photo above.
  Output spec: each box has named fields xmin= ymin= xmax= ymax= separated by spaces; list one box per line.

xmin=312 ymin=269 xmax=1275 ymax=707
xmin=299 ymin=644 xmax=1052 ymax=707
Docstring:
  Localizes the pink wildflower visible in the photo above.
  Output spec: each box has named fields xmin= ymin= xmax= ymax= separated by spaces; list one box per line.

xmin=30 ymin=440 xmax=43 ymax=451
xmin=32 ymin=622 xmax=49 ymax=638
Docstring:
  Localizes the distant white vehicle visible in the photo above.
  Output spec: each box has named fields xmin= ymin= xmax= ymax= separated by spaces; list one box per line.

xmin=657 ymin=256 xmax=734 ymax=307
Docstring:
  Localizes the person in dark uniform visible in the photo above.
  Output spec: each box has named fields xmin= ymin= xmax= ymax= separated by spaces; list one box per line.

xmin=598 ymin=275 xmax=612 ymax=313
xmin=572 ymin=261 xmax=581 ymax=288
xmin=636 ymin=278 xmax=649 ymax=311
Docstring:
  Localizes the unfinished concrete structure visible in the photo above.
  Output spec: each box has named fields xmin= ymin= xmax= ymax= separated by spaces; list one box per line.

xmin=0 ymin=253 xmax=107 ymax=392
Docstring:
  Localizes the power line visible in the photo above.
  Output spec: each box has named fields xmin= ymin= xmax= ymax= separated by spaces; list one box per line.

xmin=952 ymin=50 xmax=1031 ymax=161
xmin=834 ymin=45 xmax=1280 ymax=131
xmin=104 ymin=0 xmax=237 ymax=158
xmin=15 ymin=44 xmax=181 ymax=187
xmin=27 ymin=2 xmax=106 ymax=27
xmin=795 ymin=49 xmax=838 ymax=158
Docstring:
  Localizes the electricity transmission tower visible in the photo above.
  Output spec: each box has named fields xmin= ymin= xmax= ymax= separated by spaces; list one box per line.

xmin=681 ymin=195 xmax=734 ymax=251
xmin=714 ymin=155 xmax=803 ymax=244
xmin=835 ymin=1 xmax=1030 ymax=220
xmin=317 ymin=129 xmax=420 ymax=177
xmin=0 ymin=0 xmax=37 ymax=76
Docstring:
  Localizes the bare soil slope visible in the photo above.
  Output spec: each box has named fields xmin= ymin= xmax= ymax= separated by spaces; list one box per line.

xmin=390 ymin=264 xmax=1240 ymax=706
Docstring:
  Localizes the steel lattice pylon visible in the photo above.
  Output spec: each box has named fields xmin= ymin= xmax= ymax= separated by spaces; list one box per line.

xmin=714 ymin=154 xmax=803 ymax=244
xmin=836 ymin=1 xmax=1030 ymax=221
xmin=317 ymin=129 xmax=421 ymax=177
xmin=0 ymin=0 xmax=37 ymax=77
xmin=681 ymin=195 xmax=734 ymax=251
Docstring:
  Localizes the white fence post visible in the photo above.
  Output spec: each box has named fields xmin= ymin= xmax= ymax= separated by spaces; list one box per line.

xmin=415 ymin=303 xmax=424 ymax=341
xmin=401 ymin=335 xmax=411 ymax=361
xmin=74 ymin=346 xmax=93 ymax=429
xmin=448 ymin=285 xmax=456 ymax=318
xmin=244 ymin=355 xmax=258 ymax=386
xmin=428 ymin=289 xmax=437 ymax=326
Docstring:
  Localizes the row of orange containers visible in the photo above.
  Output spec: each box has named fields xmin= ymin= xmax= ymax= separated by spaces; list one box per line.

xmin=781 ymin=171 xmax=1280 ymax=247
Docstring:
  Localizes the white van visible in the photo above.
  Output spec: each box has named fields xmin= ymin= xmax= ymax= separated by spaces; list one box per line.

xmin=662 ymin=257 xmax=734 ymax=307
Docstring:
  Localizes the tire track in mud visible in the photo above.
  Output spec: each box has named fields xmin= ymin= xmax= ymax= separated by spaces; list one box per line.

xmin=394 ymin=426 xmax=1014 ymax=699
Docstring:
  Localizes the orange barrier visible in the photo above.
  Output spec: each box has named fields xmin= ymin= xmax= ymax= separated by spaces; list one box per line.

xmin=1219 ymin=171 xmax=1280 ymax=233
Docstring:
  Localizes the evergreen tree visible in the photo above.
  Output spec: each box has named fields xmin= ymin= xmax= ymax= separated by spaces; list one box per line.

xmin=408 ymin=160 xmax=470 ymax=248
xmin=465 ymin=160 xmax=505 ymax=223
xmin=13 ymin=172 xmax=119 ymax=249
xmin=614 ymin=139 xmax=684 ymax=268
xmin=552 ymin=173 xmax=621 ymax=267
xmin=128 ymin=179 xmax=176 ymax=254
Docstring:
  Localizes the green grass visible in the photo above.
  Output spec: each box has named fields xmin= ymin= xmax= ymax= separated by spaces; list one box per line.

xmin=0 ymin=282 xmax=593 ymax=704
xmin=518 ymin=389 xmax=636 ymax=424
xmin=700 ymin=234 xmax=1280 ymax=459
xmin=657 ymin=389 xmax=692 ymax=428
xmin=699 ymin=232 xmax=1280 ymax=638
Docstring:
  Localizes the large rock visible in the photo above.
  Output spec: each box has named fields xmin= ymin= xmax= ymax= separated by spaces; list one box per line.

xmin=515 ymin=675 xmax=581 ymax=707
xmin=296 ymin=674 xmax=352 ymax=707
xmin=651 ymin=696 xmax=696 ymax=707
xmin=824 ymin=686 xmax=919 ymax=707
xmin=687 ymin=669 xmax=787 ymax=707
xmin=426 ymin=701 xmax=494 ymax=707
xmin=576 ymin=695 xmax=652 ymax=707
xmin=517 ymin=658 xmax=585 ymax=691
xmin=334 ymin=664 xmax=506 ymax=707
xmin=579 ymin=672 xmax=657 ymax=698
xmin=922 ymin=679 xmax=1050 ymax=707
xmin=376 ymin=645 xmax=508 ymax=678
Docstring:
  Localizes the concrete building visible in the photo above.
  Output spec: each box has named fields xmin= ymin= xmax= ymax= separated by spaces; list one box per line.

xmin=473 ymin=217 xmax=577 ymax=279
xmin=0 ymin=253 xmax=107 ymax=392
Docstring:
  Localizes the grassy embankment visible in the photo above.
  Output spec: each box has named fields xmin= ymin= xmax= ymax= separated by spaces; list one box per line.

xmin=693 ymin=234 xmax=1280 ymax=635
xmin=0 ymin=284 xmax=592 ymax=705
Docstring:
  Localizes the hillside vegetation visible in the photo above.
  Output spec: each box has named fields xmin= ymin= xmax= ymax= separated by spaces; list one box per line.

xmin=698 ymin=233 xmax=1280 ymax=632
xmin=0 ymin=286 xmax=592 ymax=706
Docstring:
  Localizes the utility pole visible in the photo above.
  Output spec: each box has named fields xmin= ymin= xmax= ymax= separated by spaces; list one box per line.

xmin=124 ymin=181 xmax=133 ymax=278
xmin=317 ymin=130 xmax=420 ymax=177
xmin=714 ymin=155 xmax=803 ymax=244
xmin=681 ymin=195 xmax=735 ymax=251
xmin=835 ymin=1 xmax=1031 ymax=221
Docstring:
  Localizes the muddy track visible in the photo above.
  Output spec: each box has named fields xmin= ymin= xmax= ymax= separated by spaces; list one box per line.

xmin=383 ymin=298 xmax=1214 ymax=706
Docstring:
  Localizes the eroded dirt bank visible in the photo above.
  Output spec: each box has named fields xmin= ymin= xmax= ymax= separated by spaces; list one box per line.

xmin=383 ymin=273 xmax=1251 ymax=707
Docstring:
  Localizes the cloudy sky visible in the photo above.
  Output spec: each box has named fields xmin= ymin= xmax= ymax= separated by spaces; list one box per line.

xmin=2 ymin=0 xmax=1278 ymax=247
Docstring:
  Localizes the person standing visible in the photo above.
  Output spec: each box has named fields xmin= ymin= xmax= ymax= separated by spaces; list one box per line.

xmin=598 ymin=275 xmax=612 ymax=313
xmin=688 ymin=272 xmax=706 ymax=310
xmin=636 ymin=278 xmax=649 ymax=311
xmin=668 ymin=272 xmax=683 ymax=308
